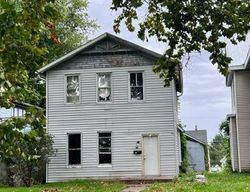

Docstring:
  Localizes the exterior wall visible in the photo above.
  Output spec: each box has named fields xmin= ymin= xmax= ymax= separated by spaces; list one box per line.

xmin=229 ymin=116 xmax=239 ymax=171
xmin=235 ymin=71 xmax=250 ymax=171
xmin=187 ymin=140 xmax=205 ymax=172
xmin=46 ymin=62 xmax=178 ymax=182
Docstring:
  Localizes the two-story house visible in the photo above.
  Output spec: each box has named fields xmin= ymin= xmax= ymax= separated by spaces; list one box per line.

xmin=38 ymin=33 xmax=183 ymax=182
xmin=226 ymin=34 xmax=250 ymax=172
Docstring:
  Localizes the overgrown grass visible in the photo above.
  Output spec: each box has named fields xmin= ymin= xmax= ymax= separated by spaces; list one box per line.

xmin=1 ymin=172 xmax=250 ymax=192
xmin=0 ymin=180 xmax=125 ymax=192
xmin=144 ymin=172 xmax=250 ymax=192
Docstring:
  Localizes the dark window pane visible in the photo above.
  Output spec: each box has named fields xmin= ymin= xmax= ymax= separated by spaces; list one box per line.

xmin=99 ymin=154 xmax=111 ymax=164
xmin=137 ymin=73 xmax=143 ymax=86
xmin=99 ymin=132 xmax=111 ymax=164
xmin=67 ymin=96 xmax=79 ymax=103
xmin=99 ymin=133 xmax=111 ymax=137
xmin=99 ymin=138 xmax=111 ymax=148
xmin=68 ymin=134 xmax=81 ymax=149
xmin=69 ymin=150 xmax=81 ymax=165
xmin=130 ymin=73 xmax=136 ymax=86
xmin=131 ymin=87 xmax=143 ymax=100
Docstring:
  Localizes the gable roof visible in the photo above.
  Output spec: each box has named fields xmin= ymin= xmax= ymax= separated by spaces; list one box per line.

xmin=185 ymin=132 xmax=206 ymax=146
xmin=185 ymin=129 xmax=207 ymax=144
xmin=38 ymin=33 xmax=162 ymax=74
xmin=38 ymin=32 xmax=183 ymax=93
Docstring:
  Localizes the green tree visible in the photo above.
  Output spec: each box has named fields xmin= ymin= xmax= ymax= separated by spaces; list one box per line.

xmin=111 ymin=0 xmax=250 ymax=86
xmin=210 ymin=120 xmax=230 ymax=168
xmin=210 ymin=133 xmax=229 ymax=166
xmin=25 ymin=0 xmax=98 ymax=108
xmin=220 ymin=120 xmax=229 ymax=136
xmin=0 ymin=0 xmax=97 ymax=184
xmin=45 ymin=0 xmax=98 ymax=62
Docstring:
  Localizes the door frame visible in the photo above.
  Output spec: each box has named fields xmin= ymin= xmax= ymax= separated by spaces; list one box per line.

xmin=142 ymin=133 xmax=160 ymax=176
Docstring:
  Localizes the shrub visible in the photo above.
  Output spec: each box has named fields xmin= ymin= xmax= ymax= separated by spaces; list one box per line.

xmin=5 ymin=129 xmax=54 ymax=186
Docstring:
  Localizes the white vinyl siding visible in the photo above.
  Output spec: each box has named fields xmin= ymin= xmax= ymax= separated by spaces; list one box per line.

xmin=46 ymin=65 xmax=178 ymax=182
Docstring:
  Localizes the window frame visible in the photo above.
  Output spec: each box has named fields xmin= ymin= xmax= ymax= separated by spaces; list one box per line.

xmin=65 ymin=74 xmax=81 ymax=104
xmin=128 ymin=71 xmax=145 ymax=102
xmin=96 ymin=73 xmax=112 ymax=103
xmin=97 ymin=131 xmax=112 ymax=166
xmin=67 ymin=133 xmax=82 ymax=166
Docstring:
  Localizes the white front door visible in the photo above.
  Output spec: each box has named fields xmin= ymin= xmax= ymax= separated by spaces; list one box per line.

xmin=143 ymin=135 xmax=160 ymax=175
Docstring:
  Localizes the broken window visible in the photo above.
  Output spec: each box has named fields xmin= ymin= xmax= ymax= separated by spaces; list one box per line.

xmin=66 ymin=75 xmax=79 ymax=103
xmin=130 ymin=72 xmax=143 ymax=100
xmin=97 ymin=73 xmax=111 ymax=102
xmin=99 ymin=132 xmax=112 ymax=164
xmin=68 ymin=134 xmax=81 ymax=165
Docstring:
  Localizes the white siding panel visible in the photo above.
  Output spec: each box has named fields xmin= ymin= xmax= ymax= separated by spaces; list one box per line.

xmin=47 ymin=66 xmax=178 ymax=182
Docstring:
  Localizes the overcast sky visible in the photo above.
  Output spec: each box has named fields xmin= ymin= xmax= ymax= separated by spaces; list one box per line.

xmin=88 ymin=1 xmax=232 ymax=142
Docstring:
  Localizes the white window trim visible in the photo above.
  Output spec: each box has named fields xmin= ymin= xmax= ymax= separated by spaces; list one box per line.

xmin=97 ymin=131 xmax=112 ymax=167
xmin=96 ymin=73 xmax=113 ymax=104
xmin=64 ymin=74 xmax=81 ymax=104
xmin=128 ymin=71 xmax=145 ymax=102
xmin=66 ymin=133 xmax=82 ymax=168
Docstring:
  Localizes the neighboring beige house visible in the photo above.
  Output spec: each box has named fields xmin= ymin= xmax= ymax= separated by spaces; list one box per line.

xmin=226 ymin=46 xmax=250 ymax=172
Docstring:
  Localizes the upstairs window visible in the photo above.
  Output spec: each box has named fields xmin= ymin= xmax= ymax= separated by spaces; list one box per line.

xmin=129 ymin=72 xmax=143 ymax=101
xmin=66 ymin=75 xmax=79 ymax=103
xmin=68 ymin=134 xmax=81 ymax=165
xmin=98 ymin=132 xmax=112 ymax=164
xmin=97 ymin=73 xmax=111 ymax=102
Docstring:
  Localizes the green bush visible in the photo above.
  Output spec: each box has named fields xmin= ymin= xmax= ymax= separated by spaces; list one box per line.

xmin=180 ymin=132 xmax=188 ymax=173
xmin=5 ymin=129 xmax=54 ymax=186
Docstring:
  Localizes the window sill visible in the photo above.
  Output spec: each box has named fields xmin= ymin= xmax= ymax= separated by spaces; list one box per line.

xmin=67 ymin=165 xmax=82 ymax=168
xmin=96 ymin=101 xmax=113 ymax=105
xmin=128 ymin=99 xmax=145 ymax=103
xmin=65 ymin=102 xmax=81 ymax=105
xmin=97 ymin=164 xmax=112 ymax=168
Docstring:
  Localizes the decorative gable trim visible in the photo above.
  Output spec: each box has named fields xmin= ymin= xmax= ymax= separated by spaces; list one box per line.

xmin=38 ymin=33 xmax=161 ymax=74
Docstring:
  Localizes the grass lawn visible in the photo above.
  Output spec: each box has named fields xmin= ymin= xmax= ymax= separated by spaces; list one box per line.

xmin=1 ymin=173 xmax=250 ymax=192
xmin=145 ymin=172 xmax=250 ymax=192
xmin=0 ymin=180 xmax=125 ymax=192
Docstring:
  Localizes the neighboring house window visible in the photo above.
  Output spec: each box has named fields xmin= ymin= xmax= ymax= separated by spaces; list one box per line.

xmin=66 ymin=75 xmax=79 ymax=103
xmin=98 ymin=132 xmax=112 ymax=164
xmin=68 ymin=134 xmax=81 ymax=165
xmin=13 ymin=108 xmax=25 ymax=117
xmin=129 ymin=72 xmax=143 ymax=100
xmin=97 ymin=73 xmax=111 ymax=102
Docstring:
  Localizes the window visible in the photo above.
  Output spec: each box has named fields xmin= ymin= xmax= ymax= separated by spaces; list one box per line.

xmin=98 ymin=132 xmax=112 ymax=164
xmin=66 ymin=75 xmax=79 ymax=103
xmin=68 ymin=134 xmax=81 ymax=165
xmin=97 ymin=73 xmax=111 ymax=102
xmin=129 ymin=72 xmax=143 ymax=100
